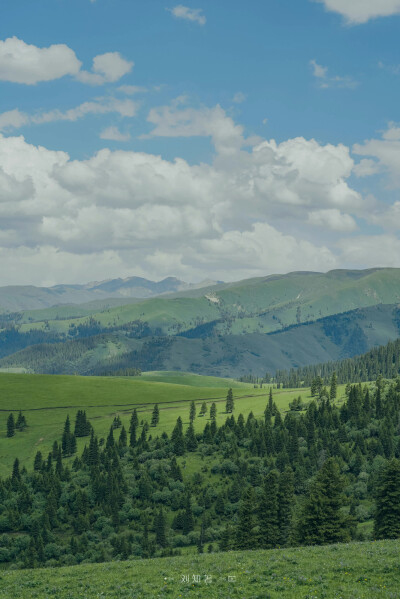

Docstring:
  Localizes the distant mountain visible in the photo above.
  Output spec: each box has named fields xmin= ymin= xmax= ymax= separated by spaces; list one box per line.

xmin=2 ymin=267 xmax=400 ymax=376
xmin=0 ymin=276 xmax=220 ymax=311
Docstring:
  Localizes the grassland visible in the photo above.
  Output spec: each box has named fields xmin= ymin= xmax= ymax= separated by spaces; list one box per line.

xmin=0 ymin=539 xmax=399 ymax=598
xmin=0 ymin=371 xmax=327 ymax=477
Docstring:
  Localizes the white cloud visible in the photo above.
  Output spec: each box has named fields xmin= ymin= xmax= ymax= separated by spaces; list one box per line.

xmin=0 ymin=37 xmax=132 ymax=86
xmin=118 ymin=85 xmax=147 ymax=95
xmin=0 ymin=98 xmax=138 ymax=132
xmin=0 ymin=104 xmax=394 ymax=285
xmin=309 ymin=59 xmax=358 ymax=89
xmin=232 ymin=92 xmax=246 ymax=104
xmin=338 ymin=235 xmax=400 ymax=267
xmin=0 ymin=37 xmax=81 ymax=84
xmin=100 ymin=126 xmax=131 ymax=141
xmin=314 ymin=0 xmax=400 ymax=24
xmin=353 ymin=123 xmax=400 ymax=187
xmin=77 ymin=52 xmax=133 ymax=85
xmin=308 ymin=209 xmax=357 ymax=231
xmin=168 ymin=5 xmax=206 ymax=25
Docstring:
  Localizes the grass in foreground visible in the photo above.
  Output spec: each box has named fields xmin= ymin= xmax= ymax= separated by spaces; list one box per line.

xmin=0 ymin=540 xmax=399 ymax=598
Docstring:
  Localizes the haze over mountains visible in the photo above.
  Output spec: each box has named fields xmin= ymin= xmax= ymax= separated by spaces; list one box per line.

xmin=1 ymin=267 xmax=400 ymax=377
xmin=0 ymin=276 xmax=219 ymax=311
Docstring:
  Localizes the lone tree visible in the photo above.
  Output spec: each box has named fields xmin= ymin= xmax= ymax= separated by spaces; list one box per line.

xmin=151 ymin=404 xmax=160 ymax=427
xmin=225 ymin=388 xmax=234 ymax=413
xmin=7 ymin=413 xmax=15 ymax=438
xmin=189 ymin=401 xmax=196 ymax=423
xmin=374 ymin=458 xmax=400 ymax=539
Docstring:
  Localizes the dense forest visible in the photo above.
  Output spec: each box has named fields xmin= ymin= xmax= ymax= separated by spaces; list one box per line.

xmin=1 ymin=378 xmax=400 ymax=569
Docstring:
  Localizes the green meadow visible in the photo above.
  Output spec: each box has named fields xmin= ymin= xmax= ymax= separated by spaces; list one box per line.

xmin=0 ymin=539 xmax=398 ymax=599
xmin=0 ymin=371 xmax=330 ymax=477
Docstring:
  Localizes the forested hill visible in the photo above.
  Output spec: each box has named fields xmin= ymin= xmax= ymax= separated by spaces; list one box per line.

xmin=2 ymin=268 xmax=400 ymax=376
xmin=274 ymin=337 xmax=400 ymax=388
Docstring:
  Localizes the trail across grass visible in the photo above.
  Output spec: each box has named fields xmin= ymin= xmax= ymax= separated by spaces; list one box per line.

xmin=0 ymin=540 xmax=398 ymax=598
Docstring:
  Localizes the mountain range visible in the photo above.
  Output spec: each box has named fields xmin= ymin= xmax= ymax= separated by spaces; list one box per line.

xmin=1 ymin=267 xmax=400 ymax=377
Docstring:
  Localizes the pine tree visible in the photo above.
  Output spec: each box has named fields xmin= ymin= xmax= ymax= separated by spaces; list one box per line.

xmin=258 ymin=470 xmax=280 ymax=548
xmin=151 ymin=404 xmax=160 ymax=426
xmin=182 ymin=495 xmax=194 ymax=534
xmin=374 ymin=458 xmax=400 ymax=539
xmin=189 ymin=400 xmax=196 ymax=423
xmin=235 ymin=486 xmax=256 ymax=549
xmin=15 ymin=411 xmax=27 ymax=431
xmin=226 ymin=388 xmax=234 ymax=413
xmin=298 ymin=458 xmax=350 ymax=545
xmin=278 ymin=466 xmax=295 ymax=546
xmin=129 ymin=410 xmax=138 ymax=447
xmin=170 ymin=456 xmax=183 ymax=481
xmin=155 ymin=508 xmax=167 ymax=547
xmin=119 ymin=426 xmax=127 ymax=448
xmin=185 ymin=422 xmax=198 ymax=451
xmin=330 ymin=372 xmax=338 ymax=402
xmin=210 ymin=403 xmax=217 ymax=420
xmin=199 ymin=402 xmax=207 ymax=417
xmin=33 ymin=451 xmax=43 ymax=471
xmin=171 ymin=417 xmax=185 ymax=456
xmin=12 ymin=458 xmax=20 ymax=482
xmin=7 ymin=413 xmax=15 ymax=438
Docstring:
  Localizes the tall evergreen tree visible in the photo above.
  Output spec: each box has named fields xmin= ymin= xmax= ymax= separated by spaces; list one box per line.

xmin=189 ymin=400 xmax=196 ymax=423
xmin=235 ymin=486 xmax=256 ymax=549
xmin=210 ymin=403 xmax=217 ymax=420
xmin=155 ymin=508 xmax=168 ymax=547
xmin=278 ymin=466 xmax=295 ymax=546
xmin=7 ymin=413 xmax=15 ymax=438
xmin=151 ymin=404 xmax=160 ymax=427
xmin=374 ymin=458 xmax=400 ymax=539
xmin=129 ymin=410 xmax=138 ymax=447
xmin=258 ymin=470 xmax=280 ymax=548
xmin=171 ymin=417 xmax=185 ymax=456
xmin=226 ymin=388 xmax=234 ymax=413
xmin=330 ymin=372 xmax=338 ymax=402
xmin=298 ymin=458 xmax=350 ymax=545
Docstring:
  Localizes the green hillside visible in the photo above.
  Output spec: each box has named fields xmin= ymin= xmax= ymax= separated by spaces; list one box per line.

xmin=0 ymin=539 xmax=399 ymax=598
xmin=0 ymin=372 xmax=298 ymax=475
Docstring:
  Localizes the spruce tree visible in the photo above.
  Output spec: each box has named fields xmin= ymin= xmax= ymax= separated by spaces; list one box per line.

xmin=298 ymin=458 xmax=350 ymax=545
xmin=330 ymin=372 xmax=337 ymax=402
xmin=171 ymin=417 xmax=185 ymax=456
xmin=210 ymin=402 xmax=217 ymax=420
xmin=226 ymin=388 xmax=234 ymax=413
xmin=182 ymin=494 xmax=194 ymax=534
xmin=155 ymin=508 xmax=167 ymax=547
xmin=235 ymin=486 xmax=256 ymax=549
xmin=151 ymin=404 xmax=160 ymax=426
xmin=258 ymin=470 xmax=280 ymax=548
xmin=278 ymin=466 xmax=295 ymax=546
xmin=199 ymin=402 xmax=207 ymax=417
xmin=374 ymin=458 xmax=400 ymax=539
xmin=119 ymin=426 xmax=127 ymax=448
xmin=189 ymin=400 xmax=196 ymax=423
xmin=185 ymin=422 xmax=198 ymax=451
xmin=7 ymin=413 xmax=15 ymax=438
xmin=129 ymin=410 xmax=138 ymax=447
xmin=15 ymin=411 xmax=27 ymax=431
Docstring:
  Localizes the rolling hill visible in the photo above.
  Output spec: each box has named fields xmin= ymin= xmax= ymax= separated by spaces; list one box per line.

xmin=2 ymin=268 xmax=400 ymax=376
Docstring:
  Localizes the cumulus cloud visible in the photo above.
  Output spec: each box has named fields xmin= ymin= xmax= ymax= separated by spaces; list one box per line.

xmin=77 ymin=52 xmax=133 ymax=85
xmin=168 ymin=5 xmax=206 ymax=25
xmin=0 ymin=100 xmax=374 ymax=285
xmin=308 ymin=209 xmax=357 ymax=231
xmin=0 ymin=37 xmax=81 ymax=84
xmin=353 ymin=123 xmax=400 ymax=187
xmin=313 ymin=0 xmax=400 ymax=24
xmin=309 ymin=59 xmax=358 ymax=89
xmin=0 ymin=37 xmax=132 ymax=86
xmin=0 ymin=98 xmax=137 ymax=132
xmin=100 ymin=126 xmax=131 ymax=141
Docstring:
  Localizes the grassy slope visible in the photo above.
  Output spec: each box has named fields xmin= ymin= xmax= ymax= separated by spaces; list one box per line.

xmin=0 ymin=372 xmax=312 ymax=476
xmin=0 ymin=540 xmax=399 ymax=598
xmin=15 ymin=268 xmax=400 ymax=335
xmin=4 ymin=303 xmax=399 ymax=378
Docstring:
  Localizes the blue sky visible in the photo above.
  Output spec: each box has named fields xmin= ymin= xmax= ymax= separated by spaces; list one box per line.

xmin=1 ymin=0 xmax=400 ymax=285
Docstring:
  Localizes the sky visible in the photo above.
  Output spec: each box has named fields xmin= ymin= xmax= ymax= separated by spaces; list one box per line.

xmin=1 ymin=0 xmax=400 ymax=286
